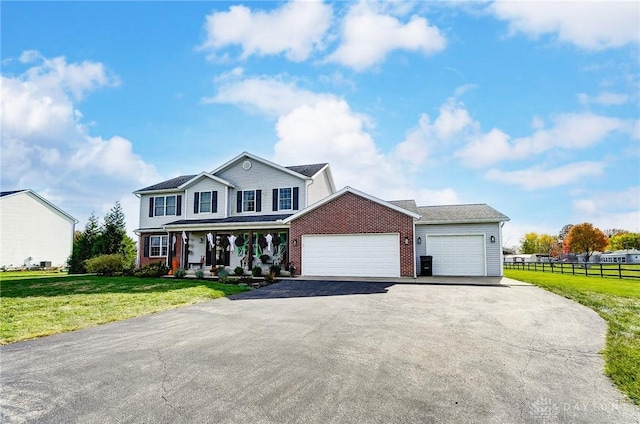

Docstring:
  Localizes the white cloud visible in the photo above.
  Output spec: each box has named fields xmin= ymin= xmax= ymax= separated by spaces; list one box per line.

xmin=326 ymin=1 xmax=446 ymax=71
xmin=484 ymin=161 xmax=605 ymax=190
xmin=200 ymin=0 xmax=332 ymax=62
xmin=394 ymin=98 xmax=475 ymax=166
xmin=1 ymin=51 xmax=158 ymax=234
xmin=203 ymin=75 xmax=335 ymax=117
xmin=490 ymin=1 xmax=640 ymax=50
xmin=456 ymin=113 xmax=631 ymax=168
xmin=577 ymin=91 xmax=630 ymax=106
xmin=572 ymin=188 xmax=640 ymax=232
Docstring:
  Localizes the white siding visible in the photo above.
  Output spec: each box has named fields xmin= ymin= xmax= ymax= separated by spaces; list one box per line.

xmin=138 ymin=192 xmax=185 ymax=230
xmin=184 ymin=179 xmax=228 ymax=220
xmin=415 ymin=223 xmax=503 ymax=277
xmin=307 ymin=168 xmax=334 ymax=206
xmin=217 ymin=159 xmax=307 ymax=216
xmin=0 ymin=192 xmax=76 ymax=268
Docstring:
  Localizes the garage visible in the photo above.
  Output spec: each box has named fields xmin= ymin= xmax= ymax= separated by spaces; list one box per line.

xmin=302 ymin=233 xmax=400 ymax=277
xmin=426 ymin=235 xmax=485 ymax=276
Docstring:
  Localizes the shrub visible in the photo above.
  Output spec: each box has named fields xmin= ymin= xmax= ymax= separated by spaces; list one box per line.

xmin=195 ymin=269 xmax=205 ymax=279
xmin=134 ymin=261 xmax=168 ymax=278
xmin=269 ymin=265 xmax=281 ymax=276
xmin=234 ymin=266 xmax=245 ymax=276
xmin=218 ymin=275 xmax=231 ymax=285
xmin=84 ymin=254 xmax=124 ymax=276
xmin=218 ymin=268 xmax=229 ymax=278
xmin=252 ymin=266 xmax=262 ymax=277
xmin=174 ymin=268 xmax=187 ymax=279
xmin=264 ymin=272 xmax=277 ymax=284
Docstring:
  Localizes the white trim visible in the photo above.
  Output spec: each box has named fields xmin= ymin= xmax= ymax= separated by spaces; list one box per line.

xmin=211 ymin=152 xmax=312 ymax=181
xmin=282 ymin=186 xmax=421 ymax=223
xmin=178 ymin=172 xmax=234 ymax=190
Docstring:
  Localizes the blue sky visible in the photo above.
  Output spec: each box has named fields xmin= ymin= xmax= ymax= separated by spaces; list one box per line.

xmin=2 ymin=0 xmax=639 ymax=248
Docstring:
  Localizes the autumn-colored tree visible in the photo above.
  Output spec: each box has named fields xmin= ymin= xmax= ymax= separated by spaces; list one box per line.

xmin=538 ymin=234 xmax=561 ymax=258
xmin=520 ymin=232 xmax=541 ymax=254
xmin=608 ymin=232 xmax=640 ymax=251
xmin=565 ymin=223 xmax=608 ymax=262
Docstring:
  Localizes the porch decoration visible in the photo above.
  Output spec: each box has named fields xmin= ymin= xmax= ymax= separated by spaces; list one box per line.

xmin=258 ymin=235 xmax=268 ymax=250
xmin=265 ymin=233 xmax=273 ymax=251
xmin=228 ymin=234 xmax=237 ymax=249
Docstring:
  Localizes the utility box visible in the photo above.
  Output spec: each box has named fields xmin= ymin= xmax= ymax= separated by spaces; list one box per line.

xmin=420 ymin=256 xmax=433 ymax=276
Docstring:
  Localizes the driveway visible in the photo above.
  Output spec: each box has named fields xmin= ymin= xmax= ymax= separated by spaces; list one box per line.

xmin=1 ymin=278 xmax=638 ymax=423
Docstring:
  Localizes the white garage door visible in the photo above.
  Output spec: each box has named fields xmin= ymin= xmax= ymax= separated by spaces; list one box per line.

xmin=426 ymin=235 xmax=485 ymax=276
xmin=302 ymin=234 xmax=400 ymax=277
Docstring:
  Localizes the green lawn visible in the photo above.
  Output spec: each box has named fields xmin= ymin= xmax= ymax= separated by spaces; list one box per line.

xmin=504 ymin=269 xmax=640 ymax=405
xmin=0 ymin=274 xmax=249 ymax=344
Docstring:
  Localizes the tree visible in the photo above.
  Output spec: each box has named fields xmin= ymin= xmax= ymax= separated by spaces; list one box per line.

xmin=520 ymin=232 xmax=541 ymax=254
xmin=538 ymin=234 xmax=560 ymax=258
xmin=68 ymin=203 xmax=136 ymax=274
xmin=565 ymin=223 xmax=608 ymax=263
xmin=559 ymin=224 xmax=573 ymax=241
xmin=68 ymin=213 xmax=100 ymax=274
xmin=608 ymin=232 xmax=640 ymax=251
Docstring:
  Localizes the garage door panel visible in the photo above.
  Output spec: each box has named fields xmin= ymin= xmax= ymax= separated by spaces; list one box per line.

xmin=303 ymin=234 xmax=400 ymax=277
xmin=427 ymin=235 xmax=485 ymax=276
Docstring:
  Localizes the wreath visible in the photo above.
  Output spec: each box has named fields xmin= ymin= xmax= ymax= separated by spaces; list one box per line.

xmin=235 ymin=235 xmax=244 ymax=247
xmin=258 ymin=235 xmax=268 ymax=250
xmin=272 ymin=235 xmax=282 ymax=247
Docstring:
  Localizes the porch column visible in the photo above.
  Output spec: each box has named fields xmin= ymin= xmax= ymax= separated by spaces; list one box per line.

xmin=247 ymin=230 xmax=253 ymax=271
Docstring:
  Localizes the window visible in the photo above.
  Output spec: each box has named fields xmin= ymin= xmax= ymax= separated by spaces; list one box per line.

xmin=200 ymin=192 xmax=211 ymax=213
xmin=194 ymin=191 xmax=217 ymax=214
xmin=150 ymin=235 xmax=168 ymax=257
xmin=149 ymin=195 xmax=180 ymax=217
xmin=279 ymin=188 xmax=292 ymax=210
xmin=272 ymin=187 xmax=299 ymax=211
xmin=236 ymin=190 xmax=261 ymax=213
xmin=243 ymin=190 xmax=255 ymax=211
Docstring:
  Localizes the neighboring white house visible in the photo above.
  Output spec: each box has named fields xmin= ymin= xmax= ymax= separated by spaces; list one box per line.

xmin=0 ymin=190 xmax=78 ymax=269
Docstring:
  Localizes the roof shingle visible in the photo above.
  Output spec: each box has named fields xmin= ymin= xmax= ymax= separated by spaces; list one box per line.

xmin=285 ymin=163 xmax=327 ymax=177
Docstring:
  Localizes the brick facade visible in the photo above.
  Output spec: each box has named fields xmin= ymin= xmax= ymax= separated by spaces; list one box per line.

xmin=289 ymin=192 xmax=415 ymax=277
xmin=138 ymin=232 xmax=183 ymax=269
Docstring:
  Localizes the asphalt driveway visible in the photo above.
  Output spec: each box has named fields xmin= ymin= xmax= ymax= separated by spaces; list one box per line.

xmin=1 ymin=278 xmax=638 ymax=423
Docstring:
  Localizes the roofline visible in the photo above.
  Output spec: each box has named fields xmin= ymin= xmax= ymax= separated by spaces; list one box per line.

xmin=416 ymin=217 xmax=511 ymax=225
xmin=178 ymin=172 xmax=234 ymax=189
xmin=317 ymin=164 xmax=337 ymax=193
xmin=133 ymin=188 xmax=186 ymax=195
xmin=2 ymin=190 xmax=78 ymax=223
xmin=282 ymin=186 xmax=421 ymax=223
xmin=211 ymin=151 xmax=312 ymax=181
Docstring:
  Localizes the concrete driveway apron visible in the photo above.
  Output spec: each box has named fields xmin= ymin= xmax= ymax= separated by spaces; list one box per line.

xmin=1 ymin=278 xmax=638 ymax=423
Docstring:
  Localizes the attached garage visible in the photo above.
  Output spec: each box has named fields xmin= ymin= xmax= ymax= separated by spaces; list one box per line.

xmin=285 ymin=187 xmax=420 ymax=278
xmin=426 ymin=235 xmax=485 ymax=276
xmin=302 ymin=233 xmax=400 ymax=277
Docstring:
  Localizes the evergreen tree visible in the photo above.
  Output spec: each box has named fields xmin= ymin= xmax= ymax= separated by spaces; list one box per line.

xmin=95 ymin=202 xmax=127 ymax=255
xmin=68 ymin=212 xmax=100 ymax=273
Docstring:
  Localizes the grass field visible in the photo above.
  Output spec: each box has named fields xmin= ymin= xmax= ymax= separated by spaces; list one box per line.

xmin=504 ymin=269 xmax=640 ymax=405
xmin=0 ymin=274 xmax=249 ymax=344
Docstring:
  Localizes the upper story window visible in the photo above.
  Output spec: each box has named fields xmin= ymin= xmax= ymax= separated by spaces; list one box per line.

xmin=236 ymin=190 xmax=262 ymax=213
xmin=194 ymin=191 xmax=217 ymax=214
xmin=272 ymin=187 xmax=299 ymax=211
xmin=149 ymin=195 xmax=181 ymax=217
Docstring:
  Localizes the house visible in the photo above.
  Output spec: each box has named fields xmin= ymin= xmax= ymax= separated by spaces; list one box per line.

xmin=0 ymin=190 xmax=78 ymax=269
xmin=133 ymin=152 xmax=509 ymax=278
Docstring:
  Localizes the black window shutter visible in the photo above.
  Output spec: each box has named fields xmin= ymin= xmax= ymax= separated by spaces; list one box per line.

xmin=237 ymin=191 xmax=243 ymax=213
xmin=212 ymin=191 xmax=218 ymax=213
xmin=149 ymin=197 xmax=154 ymax=217
xmin=194 ymin=192 xmax=200 ymax=214
xmin=256 ymin=190 xmax=262 ymax=212
xmin=176 ymin=195 xmax=182 ymax=216
xmin=293 ymin=187 xmax=299 ymax=210
xmin=143 ymin=236 xmax=150 ymax=257
xmin=272 ymin=189 xmax=279 ymax=211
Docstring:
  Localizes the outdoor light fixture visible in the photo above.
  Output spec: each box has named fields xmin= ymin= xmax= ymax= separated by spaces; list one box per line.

xmin=404 ymin=236 xmax=409 ymax=245
xmin=293 ymin=239 xmax=298 ymax=247
xmin=417 ymin=237 xmax=422 ymax=244
xmin=490 ymin=235 xmax=496 ymax=243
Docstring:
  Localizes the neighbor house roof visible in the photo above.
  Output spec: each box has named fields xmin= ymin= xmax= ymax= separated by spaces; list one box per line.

xmin=406 ymin=203 xmax=510 ymax=224
xmin=0 ymin=189 xmax=78 ymax=223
